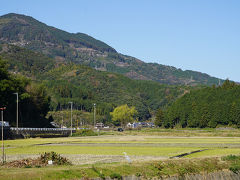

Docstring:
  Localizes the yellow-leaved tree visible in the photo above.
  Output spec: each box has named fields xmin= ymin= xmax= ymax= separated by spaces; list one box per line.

xmin=110 ymin=104 xmax=138 ymax=127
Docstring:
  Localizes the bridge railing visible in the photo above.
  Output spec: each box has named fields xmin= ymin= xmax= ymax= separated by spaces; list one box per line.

xmin=10 ymin=127 xmax=76 ymax=131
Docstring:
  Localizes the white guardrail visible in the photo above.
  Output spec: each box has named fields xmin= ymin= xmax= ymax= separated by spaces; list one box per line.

xmin=10 ymin=127 xmax=77 ymax=131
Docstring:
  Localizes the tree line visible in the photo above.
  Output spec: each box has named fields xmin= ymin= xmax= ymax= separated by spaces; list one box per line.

xmin=0 ymin=57 xmax=52 ymax=127
xmin=155 ymin=80 xmax=240 ymax=128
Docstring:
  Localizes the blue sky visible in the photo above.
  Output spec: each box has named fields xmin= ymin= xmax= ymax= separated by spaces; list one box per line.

xmin=1 ymin=0 xmax=240 ymax=81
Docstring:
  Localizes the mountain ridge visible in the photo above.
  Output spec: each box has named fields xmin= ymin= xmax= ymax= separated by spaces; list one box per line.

xmin=0 ymin=13 xmax=222 ymax=85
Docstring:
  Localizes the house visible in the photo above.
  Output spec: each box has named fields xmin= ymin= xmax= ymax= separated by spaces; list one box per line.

xmin=95 ymin=122 xmax=104 ymax=128
xmin=126 ymin=122 xmax=155 ymax=128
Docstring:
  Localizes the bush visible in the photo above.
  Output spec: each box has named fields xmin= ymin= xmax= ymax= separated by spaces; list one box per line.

xmin=229 ymin=164 xmax=240 ymax=174
xmin=40 ymin=151 xmax=71 ymax=165
xmin=135 ymin=172 xmax=142 ymax=177
xmin=3 ymin=152 xmax=71 ymax=168
xmin=222 ymin=154 xmax=240 ymax=161
xmin=72 ymin=129 xmax=97 ymax=136
xmin=222 ymin=155 xmax=240 ymax=174
xmin=24 ymin=165 xmax=32 ymax=168
xmin=110 ymin=173 xmax=122 ymax=180
xmin=92 ymin=165 xmax=105 ymax=179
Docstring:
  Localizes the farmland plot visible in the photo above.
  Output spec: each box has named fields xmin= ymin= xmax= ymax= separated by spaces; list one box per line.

xmin=2 ymin=135 xmax=240 ymax=164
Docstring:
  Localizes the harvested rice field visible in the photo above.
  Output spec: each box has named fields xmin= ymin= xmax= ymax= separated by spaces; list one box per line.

xmin=2 ymin=133 xmax=240 ymax=164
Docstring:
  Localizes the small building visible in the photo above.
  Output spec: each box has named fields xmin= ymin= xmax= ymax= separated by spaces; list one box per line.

xmin=126 ymin=122 xmax=155 ymax=128
xmin=127 ymin=122 xmax=141 ymax=128
xmin=95 ymin=122 xmax=104 ymax=128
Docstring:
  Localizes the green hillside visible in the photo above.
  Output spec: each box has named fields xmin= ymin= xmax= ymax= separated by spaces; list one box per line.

xmin=162 ymin=80 xmax=240 ymax=128
xmin=42 ymin=64 xmax=184 ymax=120
xmin=0 ymin=44 xmax=186 ymax=123
xmin=0 ymin=43 xmax=55 ymax=77
xmin=0 ymin=13 xmax=222 ymax=85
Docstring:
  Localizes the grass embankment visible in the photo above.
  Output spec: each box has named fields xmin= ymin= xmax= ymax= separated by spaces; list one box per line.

xmin=0 ymin=156 xmax=237 ymax=180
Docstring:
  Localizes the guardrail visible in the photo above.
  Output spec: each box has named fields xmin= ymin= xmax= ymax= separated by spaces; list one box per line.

xmin=9 ymin=127 xmax=77 ymax=138
xmin=10 ymin=127 xmax=76 ymax=131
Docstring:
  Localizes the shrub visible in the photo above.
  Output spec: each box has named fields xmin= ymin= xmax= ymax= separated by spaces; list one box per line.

xmin=110 ymin=173 xmax=122 ymax=180
xmin=3 ymin=152 xmax=71 ymax=168
xmin=222 ymin=155 xmax=240 ymax=174
xmin=222 ymin=154 xmax=240 ymax=161
xmin=135 ymin=172 xmax=142 ymax=177
xmin=229 ymin=164 xmax=240 ymax=174
xmin=24 ymin=165 xmax=32 ymax=168
xmin=40 ymin=151 xmax=71 ymax=165
xmin=92 ymin=165 xmax=105 ymax=179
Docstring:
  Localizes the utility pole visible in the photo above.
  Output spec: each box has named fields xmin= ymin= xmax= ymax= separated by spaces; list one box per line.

xmin=0 ymin=107 xmax=6 ymax=164
xmin=14 ymin=93 xmax=18 ymax=134
xmin=60 ymin=105 xmax=62 ymax=128
xmin=76 ymin=114 xmax=78 ymax=129
xmin=61 ymin=114 xmax=64 ymax=128
xmin=69 ymin=102 xmax=73 ymax=136
xmin=93 ymin=103 xmax=96 ymax=128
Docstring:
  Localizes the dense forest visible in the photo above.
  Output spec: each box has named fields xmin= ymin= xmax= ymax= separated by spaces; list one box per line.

xmin=157 ymin=80 xmax=240 ymax=128
xmin=42 ymin=63 xmax=184 ymax=122
xmin=0 ymin=44 xmax=55 ymax=77
xmin=0 ymin=57 xmax=52 ymax=127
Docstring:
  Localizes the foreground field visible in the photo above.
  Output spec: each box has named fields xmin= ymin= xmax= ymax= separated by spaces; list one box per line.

xmin=1 ymin=157 xmax=238 ymax=180
xmin=0 ymin=158 xmax=236 ymax=180
xmin=2 ymin=130 xmax=240 ymax=164
xmin=1 ymin=129 xmax=240 ymax=179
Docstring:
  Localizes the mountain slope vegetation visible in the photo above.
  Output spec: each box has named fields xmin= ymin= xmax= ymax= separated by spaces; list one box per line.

xmin=162 ymin=80 xmax=240 ymax=128
xmin=0 ymin=44 xmax=186 ymax=123
xmin=42 ymin=64 xmax=184 ymax=120
xmin=1 ymin=13 xmax=231 ymax=128
xmin=0 ymin=13 xmax=222 ymax=85
xmin=0 ymin=57 xmax=52 ymax=127
xmin=0 ymin=43 xmax=55 ymax=77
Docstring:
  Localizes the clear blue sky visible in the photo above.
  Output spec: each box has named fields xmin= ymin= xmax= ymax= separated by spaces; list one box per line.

xmin=1 ymin=0 xmax=240 ymax=81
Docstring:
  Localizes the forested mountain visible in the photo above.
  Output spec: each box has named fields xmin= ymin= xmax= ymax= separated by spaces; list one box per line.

xmin=0 ymin=13 xmax=230 ymax=128
xmin=161 ymin=80 xmax=240 ymax=128
xmin=0 ymin=13 xmax=222 ymax=85
xmin=42 ymin=64 xmax=184 ymax=121
xmin=0 ymin=43 xmax=55 ymax=77
xmin=0 ymin=44 xmax=186 ymax=123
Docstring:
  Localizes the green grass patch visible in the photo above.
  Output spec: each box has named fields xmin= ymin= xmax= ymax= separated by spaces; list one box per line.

xmin=222 ymin=154 xmax=240 ymax=173
xmin=0 ymin=157 xmax=229 ymax=180
xmin=186 ymin=148 xmax=240 ymax=158
xmin=5 ymin=145 xmax=201 ymax=157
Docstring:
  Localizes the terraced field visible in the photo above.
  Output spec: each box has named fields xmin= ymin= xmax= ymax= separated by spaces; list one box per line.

xmin=3 ymin=134 xmax=240 ymax=164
